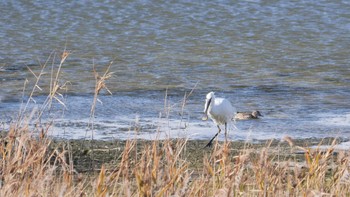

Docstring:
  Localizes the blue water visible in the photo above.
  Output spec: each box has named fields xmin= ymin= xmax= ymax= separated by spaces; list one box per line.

xmin=0 ymin=0 xmax=349 ymax=141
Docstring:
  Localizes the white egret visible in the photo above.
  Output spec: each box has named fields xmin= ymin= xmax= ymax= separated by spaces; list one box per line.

xmin=234 ymin=110 xmax=263 ymax=120
xmin=202 ymin=92 xmax=236 ymax=147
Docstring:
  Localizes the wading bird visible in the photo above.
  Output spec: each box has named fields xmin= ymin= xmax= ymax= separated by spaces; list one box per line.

xmin=202 ymin=92 xmax=236 ymax=147
xmin=234 ymin=110 xmax=263 ymax=120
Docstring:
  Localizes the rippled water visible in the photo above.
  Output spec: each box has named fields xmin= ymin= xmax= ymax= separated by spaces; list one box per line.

xmin=1 ymin=0 xmax=350 ymax=141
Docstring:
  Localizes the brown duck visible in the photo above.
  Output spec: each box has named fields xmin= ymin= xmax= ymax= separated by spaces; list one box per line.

xmin=234 ymin=110 xmax=263 ymax=120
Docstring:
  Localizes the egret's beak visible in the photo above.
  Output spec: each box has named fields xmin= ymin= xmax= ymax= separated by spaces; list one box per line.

xmin=202 ymin=98 xmax=211 ymax=121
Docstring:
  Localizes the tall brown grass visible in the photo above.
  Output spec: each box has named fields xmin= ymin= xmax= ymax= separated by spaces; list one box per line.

xmin=1 ymin=51 xmax=349 ymax=196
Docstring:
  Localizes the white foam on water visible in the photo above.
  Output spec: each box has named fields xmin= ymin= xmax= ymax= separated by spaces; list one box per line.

xmin=44 ymin=116 xmax=295 ymax=141
xmin=311 ymin=141 xmax=350 ymax=151
xmin=2 ymin=109 xmax=349 ymax=142
xmin=314 ymin=113 xmax=350 ymax=127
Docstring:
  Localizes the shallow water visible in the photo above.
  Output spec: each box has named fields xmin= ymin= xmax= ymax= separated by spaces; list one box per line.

xmin=0 ymin=0 xmax=350 ymax=141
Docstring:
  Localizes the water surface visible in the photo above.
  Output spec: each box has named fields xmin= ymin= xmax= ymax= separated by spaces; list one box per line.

xmin=1 ymin=0 xmax=349 ymax=141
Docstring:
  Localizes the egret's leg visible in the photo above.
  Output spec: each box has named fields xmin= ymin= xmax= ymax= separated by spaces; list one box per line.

xmin=224 ymin=122 xmax=228 ymax=141
xmin=204 ymin=125 xmax=221 ymax=148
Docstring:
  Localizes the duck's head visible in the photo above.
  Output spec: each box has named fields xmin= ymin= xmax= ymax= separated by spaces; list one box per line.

xmin=252 ymin=110 xmax=263 ymax=118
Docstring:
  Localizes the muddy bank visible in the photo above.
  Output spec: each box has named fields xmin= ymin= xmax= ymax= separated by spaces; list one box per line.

xmin=49 ymin=137 xmax=345 ymax=174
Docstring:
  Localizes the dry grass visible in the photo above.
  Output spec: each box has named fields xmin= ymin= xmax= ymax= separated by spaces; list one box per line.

xmin=1 ymin=51 xmax=350 ymax=196
xmin=1 ymin=127 xmax=350 ymax=196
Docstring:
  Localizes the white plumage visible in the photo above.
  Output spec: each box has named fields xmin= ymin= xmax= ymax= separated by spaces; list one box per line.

xmin=203 ymin=92 xmax=236 ymax=147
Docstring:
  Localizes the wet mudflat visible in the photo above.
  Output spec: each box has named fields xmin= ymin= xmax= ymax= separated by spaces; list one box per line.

xmin=51 ymin=137 xmax=343 ymax=174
